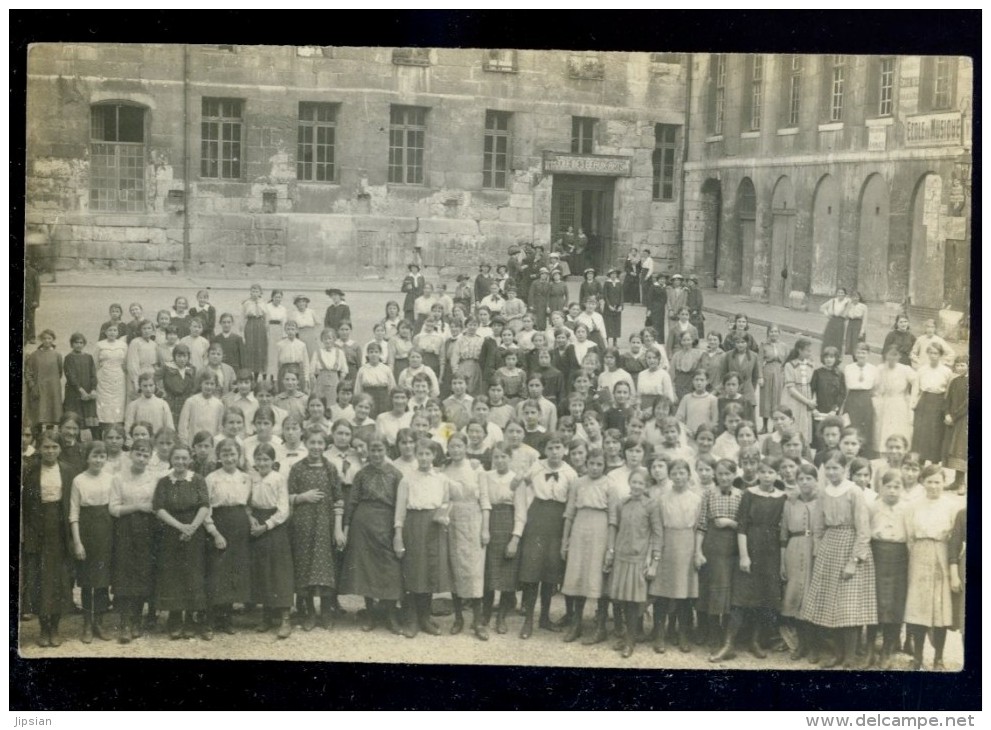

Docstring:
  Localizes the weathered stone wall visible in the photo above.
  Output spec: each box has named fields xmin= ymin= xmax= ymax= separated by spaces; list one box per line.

xmin=26 ymin=44 xmax=688 ymax=278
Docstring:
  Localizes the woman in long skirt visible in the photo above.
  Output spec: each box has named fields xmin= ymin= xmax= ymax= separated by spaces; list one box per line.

xmin=759 ymin=327 xmax=788 ymax=430
xmin=779 ymin=464 xmax=818 ymax=660
xmin=443 ymin=434 xmax=491 ymax=640
xmin=241 ymin=285 xmax=268 ymax=379
xmin=204 ymin=439 xmax=252 ymax=634
xmin=694 ymin=459 xmax=742 ymax=650
xmin=904 ymin=464 xmax=959 ymax=670
xmin=288 ymin=428 xmax=344 ymax=630
xmin=394 ymin=439 xmax=452 ymax=638
xmin=872 ymin=346 xmax=917 ymax=450
xmin=781 ymin=339 xmax=816 ymax=447
xmin=810 ymin=347 xmax=846 ymax=450
xmin=109 ymin=437 xmax=158 ymax=643
xmin=800 ymin=453 xmax=877 ymax=668
xmin=248 ymin=443 xmax=294 ymax=638
xmin=842 ymin=343 xmax=879 ymax=457
xmin=622 ymin=250 xmax=641 ymax=305
xmin=911 ymin=344 xmax=953 ymax=465
xmin=602 ymin=270 xmax=624 ymax=346
xmin=942 ymin=357 xmax=968 ymax=491
xmin=650 ymin=459 xmax=703 ymax=653
xmin=481 ymin=444 xmax=520 ymax=633
xmin=264 ymin=290 xmax=288 ymax=381
xmin=153 ymin=443 xmax=210 ymax=640
xmin=844 ymin=292 xmax=868 ymax=358
xmin=819 ymin=288 xmax=850 ymax=358
xmin=340 ymin=437 xmax=404 ymax=633
xmin=451 ymin=319 xmax=486 ymax=397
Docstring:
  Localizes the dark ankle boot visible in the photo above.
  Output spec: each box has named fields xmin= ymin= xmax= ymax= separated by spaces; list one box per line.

xmin=49 ymin=615 xmax=63 ymax=648
xmin=450 ymin=596 xmax=465 ymax=635
xmin=92 ymin=612 xmax=110 ymax=641
xmin=276 ymin=609 xmax=292 ymax=639
xmin=710 ymin=618 xmax=740 ymax=662
xmin=418 ymin=595 xmax=441 ymax=635
xmin=385 ymin=602 xmax=404 ymax=635
xmin=564 ymin=600 xmax=585 ymax=643
xmin=301 ymin=596 xmax=317 ymax=632
xmin=481 ymin=593 xmax=494 ymax=626
xmin=402 ymin=597 xmax=419 ymax=639
xmin=471 ymin=600 xmax=489 ymax=641
xmin=495 ymin=598 xmax=509 ymax=635
xmin=37 ymin=617 xmax=52 ymax=648
xmin=583 ymin=607 xmax=608 ymax=645
xmin=840 ymin=629 xmax=859 ymax=668
xmin=81 ymin=612 xmax=94 ymax=644
xmin=118 ymin=612 xmax=131 ymax=644
xmin=519 ymin=587 xmax=537 ymax=639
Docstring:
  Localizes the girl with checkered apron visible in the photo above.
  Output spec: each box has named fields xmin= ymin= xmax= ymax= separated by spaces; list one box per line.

xmin=800 ymin=451 xmax=877 ymax=668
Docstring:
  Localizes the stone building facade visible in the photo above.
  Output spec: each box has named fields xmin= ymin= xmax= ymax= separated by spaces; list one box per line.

xmin=26 ymin=44 xmax=688 ymax=279
xmin=681 ymin=53 xmax=972 ymax=314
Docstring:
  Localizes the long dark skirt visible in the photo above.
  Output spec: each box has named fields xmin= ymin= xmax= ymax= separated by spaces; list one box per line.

xmin=673 ymin=370 xmax=695 ymax=404
xmin=249 ymin=507 xmax=294 ymax=608
xmin=517 ymin=498 xmax=566 ymax=585
xmin=363 ymin=385 xmax=390 ymax=419
xmin=393 ymin=357 xmax=409 ymax=385
xmin=622 ymin=274 xmax=641 ymax=304
xmin=943 ymin=417 xmax=968 ymax=472
xmin=844 ymin=390 xmax=876 ymax=457
xmin=290 ymin=500 xmax=338 ymax=591
xmin=603 ymin=310 xmax=621 ymax=340
xmin=155 ymin=509 xmax=207 ymax=612
xmin=823 ymin=316 xmax=846 ymax=356
xmin=421 ymin=352 xmax=441 ymax=379
xmin=112 ymin=511 xmax=156 ymax=598
xmin=340 ymin=501 xmax=403 ymax=601
xmin=77 ymin=505 xmax=113 ymax=589
xmin=30 ymin=503 xmax=73 ymax=615
xmin=872 ymin=540 xmax=908 ymax=624
xmin=207 ymin=505 xmax=251 ymax=605
xmin=243 ymin=317 xmax=268 ymax=374
xmin=912 ymin=392 xmax=946 ymax=464
xmin=697 ymin=525 xmax=737 ymax=616
xmin=401 ymin=509 xmax=451 ymax=594
xmin=485 ymin=504 xmax=520 ymax=593
xmin=689 ymin=311 xmax=705 ymax=339
xmin=731 ymin=526 xmax=781 ymax=610
xmin=844 ymin=319 xmax=863 ymax=357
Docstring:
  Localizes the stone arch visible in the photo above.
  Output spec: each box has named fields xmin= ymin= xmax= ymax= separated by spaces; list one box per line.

xmin=720 ymin=177 xmax=754 ymax=294
xmin=810 ymin=174 xmax=840 ymax=296
xmin=905 ymin=172 xmax=943 ymax=309
xmin=768 ymin=176 xmax=796 ymax=306
xmin=856 ymin=174 xmax=890 ymax=302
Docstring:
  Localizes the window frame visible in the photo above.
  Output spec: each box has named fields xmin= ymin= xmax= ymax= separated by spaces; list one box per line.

xmin=200 ymin=97 xmax=244 ymax=180
xmin=89 ymin=103 xmax=147 ymax=213
xmin=829 ymin=55 xmax=846 ymax=123
xmin=482 ymin=110 xmax=512 ymax=190
xmin=388 ymin=105 xmax=428 ymax=185
xmin=933 ymin=56 xmax=953 ymax=110
xmin=713 ymin=54 xmax=727 ymax=135
xmin=749 ymin=55 xmax=764 ymax=131
xmin=877 ymin=57 xmax=895 ymax=117
xmin=785 ymin=54 xmax=802 ymax=128
xmin=297 ymin=101 xmax=339 ymax=183
xmin=570 ymin=116 xmax=597 ymax=154
xmin=651 ymin=124 xmax=679 ymax=201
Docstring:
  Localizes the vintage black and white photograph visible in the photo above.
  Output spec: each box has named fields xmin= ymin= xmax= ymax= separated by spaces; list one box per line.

xmin=17 ymin=42 xmax=972 ymax=675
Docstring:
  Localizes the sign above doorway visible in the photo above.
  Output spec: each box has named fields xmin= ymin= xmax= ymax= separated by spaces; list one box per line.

xmin=542 ymin=151 xmax=632 ymax=177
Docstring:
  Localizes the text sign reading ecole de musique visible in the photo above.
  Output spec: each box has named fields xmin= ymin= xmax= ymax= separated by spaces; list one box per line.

xmin=542 ymin=152 xmax=633 ymax=177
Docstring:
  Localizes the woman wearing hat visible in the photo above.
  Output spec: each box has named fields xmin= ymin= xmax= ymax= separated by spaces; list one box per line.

xmin=474 ymin=263 xmax=493 ymax=305
xmin=579 ymin=269 xmax=603 ymax=313
xmin=666 ymin=275 xmax=688 ymax=324
xmin=288 ymin=294 xmax=320 ymax=359
xmin=454 ymin=274 xmax=473 ymax=316
xmin=548 ymin=269 xmax=569 ymax=316
xmin=529 ymin=268 xmax=551 ymax=330
xmin=323 ymin=289 xmax=351 ymax=333
xmin=622 ymin=248 xmax=642 ymax=305
xmin=401 ymin=264 xmax=425 ymax=322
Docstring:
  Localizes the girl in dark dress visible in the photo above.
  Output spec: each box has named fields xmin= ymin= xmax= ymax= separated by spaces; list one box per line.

xmin=401 ymin=264 xmax=425 ymax=322
xmin=153 ymin=442 xmax=211 ymax=640
xmin=881 ymin=314 xmax=916 ymax=367
xmin=474 ymin=263 xmax=494 ymax=304
xmin=64 ymin=333 xmax=98 ymax=434
xmin=710 ymin=459 xmax=786 ymax=662
xmin=288 ymin=427 xmax=345 ymax=631
xmin=204 ymin=439 xmax=252 ymax=634
xmin=942 ymin=356 xmax=969 ymax=491
xmin=645 ymin=274 xmax=668 ymax=340
xmin=579 ymin=269 xmax=603 ymax=311
xmin=810 ymin=346 xmax=846 ymax=450
xmin=21 ymin=433 xmax=74 ymax=648
xmin=819 ymin=288 xmax=850 ymax=357
xmin=602 ymin=268 xmax=624 ymax=346
xmin=622 ymin=250 xmax=642 ymax=304
xmin=340 ymin=436 xmax=405 ymax=634
xmin=323 ymin=289 xmax=351 ymax=333
xmin=548 ymin=270 xmax=569 ymax=318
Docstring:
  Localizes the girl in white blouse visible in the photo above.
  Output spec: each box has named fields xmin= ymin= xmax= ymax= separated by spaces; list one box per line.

xmin=842 ymin=343 xmax=880 ymax=457
xmin=911 ymin=344 xmax=954 ymax=465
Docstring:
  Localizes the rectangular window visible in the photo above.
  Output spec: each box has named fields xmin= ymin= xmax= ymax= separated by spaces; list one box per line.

xmin=933 ymin=57 xmax=952 ymax=109
xmin=571 ymin=117 xmax=597 ymax=154
xmin=788 ymin=54 xmax=802 ymax=127
xmin=201 ymin=98 xmax=243 ymax=179
xmin=90 ymin=104 xmax=145 ymax=212
xmin=297 ymin=102 xmax=337 ymax=182
xmin=830 ymin=55 xmax=845 ymax=122
xmin=388 ymin=106 xmax=427 ymax=184
xmin=750 ymin=55 xmax=764 ymax=130
xmin=483 ymin=110 xmax=511 ymax=189
xmin=714 ymin=54 xmax=726 ymax=134
xmin=651 ymin=124 xmax=678 ymax=201
xmin=878 ymin=57 xmax=894 ymax=117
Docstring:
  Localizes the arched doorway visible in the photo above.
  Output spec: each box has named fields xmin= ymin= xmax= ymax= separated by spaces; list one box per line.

xmin=907 ymin=173 xmax=943 ymax=309
xmin=720 ymin=178 xmax=754 ymax=294
xmin=810 ymin=175 xmax=840 ymax=296
xmin=769 ymin=176 xmax=796 ymax=306
xmin=699 ymin=179 xmax=722 ymax=287
xmin=856 ymin=174 xmax=890 ymax=302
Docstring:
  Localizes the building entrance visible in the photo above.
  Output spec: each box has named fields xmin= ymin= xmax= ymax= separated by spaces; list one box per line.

xmin=551 ymin=175 xmax=615 ymax=274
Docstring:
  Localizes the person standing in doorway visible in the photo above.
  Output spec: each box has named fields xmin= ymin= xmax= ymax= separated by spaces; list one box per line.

xmin=622 ymin=248 xmax=642 ymax=305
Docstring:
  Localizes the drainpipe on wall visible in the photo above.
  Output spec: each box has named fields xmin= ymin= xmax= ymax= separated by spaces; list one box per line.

xmin=182 ymin=44 xmax=191 ymax=270
xmin=676 ymin=53 xmax=692 ymax=277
